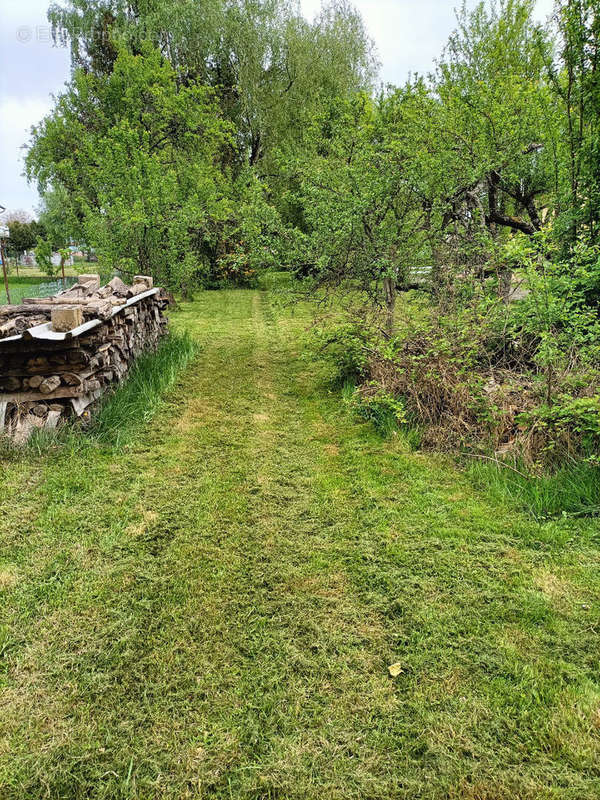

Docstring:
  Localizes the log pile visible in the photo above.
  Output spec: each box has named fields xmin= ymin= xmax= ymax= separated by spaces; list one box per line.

xmin=0 ymin=274 xmax=169 ymax=441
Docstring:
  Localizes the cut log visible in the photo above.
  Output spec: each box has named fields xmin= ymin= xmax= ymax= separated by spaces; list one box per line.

xmin=108 ymin=276 xmax=132 ymax=297
xmin=62 ymin=372 xmax=83 ymax=387
xmin=133 ymin=275 xmax=153 ymax=289
xmin=52 ymin=306 xmax=84 ymax=333
xmin=78 ymin=274 xmax=101 ymax=290
xmin=45 ymin=408 xmax=63 ymax=429
xmin=1 ymin=277 xmax=167 ymax=439
xmin=39 ymin=375 xmax=61 ymax=394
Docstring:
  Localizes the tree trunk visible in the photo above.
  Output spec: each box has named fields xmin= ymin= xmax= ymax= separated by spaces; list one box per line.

xmin=0 ymin=241 xmax=10 ymax=305
xmin=499 ymin=267 xmax=513 ymax=302
xmin=383 ymin=276 xmax=396 ymax=336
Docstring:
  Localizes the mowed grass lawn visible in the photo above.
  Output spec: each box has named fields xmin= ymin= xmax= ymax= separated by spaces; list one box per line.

xmin=1 ymin=290 xmax=600 ymax=799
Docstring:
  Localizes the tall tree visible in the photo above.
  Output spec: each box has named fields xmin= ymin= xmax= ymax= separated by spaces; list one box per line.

xmin=48 ymin=0 xmax=376 ymax=169
xmin=548 ymin=0 xmax=600 ymax=245
xmin=289 ymin=91 xmax=430 ymax=333
xmin=432 ymin=1 xmax=558 ymax=245
xmin=26 ymin=45 xmax=233 ymax=288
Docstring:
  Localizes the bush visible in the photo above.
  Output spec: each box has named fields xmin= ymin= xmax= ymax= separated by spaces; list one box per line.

xmin=320 ymin=283 xmax=600 ymax=467
xmin=346 ymin=382 xmax=407 ymax=437
xmin=309 ymin=318 xmax=373 ymax=385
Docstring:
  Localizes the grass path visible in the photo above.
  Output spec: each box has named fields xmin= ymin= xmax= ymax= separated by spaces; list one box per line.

xmin=1 ymin=290 xmax=600 ymax=799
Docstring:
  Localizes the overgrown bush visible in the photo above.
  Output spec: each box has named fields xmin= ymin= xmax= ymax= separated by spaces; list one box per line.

xmin=309 ymin=318 xmax=373 ymax=385
xmin=318 ymin=242 xmax=600 ymax=468
xmin=345 ymin=383 xmax=408 ymax=438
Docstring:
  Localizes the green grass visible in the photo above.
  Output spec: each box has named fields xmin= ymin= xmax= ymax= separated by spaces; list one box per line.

xmin=89 ymin=331 xmax=197 ymax=446
xmin=7 ymin=332 xmax=197 ymax=458
xmin=467 ymin=457 xmax=600 ymax=520
xmin=0 ymin=275 xmax=78 ymax=305
xmin=1 ymin=290 xmax=600 ymax=799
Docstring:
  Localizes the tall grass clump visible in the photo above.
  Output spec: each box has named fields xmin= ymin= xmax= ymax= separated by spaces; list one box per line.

xmin=467 ymin=458 xmax=600 ymax=520
xmin=90 ymin=331 xmax=197 ymax=446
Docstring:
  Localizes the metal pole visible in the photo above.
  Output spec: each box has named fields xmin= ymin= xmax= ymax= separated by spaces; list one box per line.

xmin=0 ymin=238 xmax=10 ymax=305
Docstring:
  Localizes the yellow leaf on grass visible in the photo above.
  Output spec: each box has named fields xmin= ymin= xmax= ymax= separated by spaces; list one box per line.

xmin=388 ymin=663 xmax=403 ymax=677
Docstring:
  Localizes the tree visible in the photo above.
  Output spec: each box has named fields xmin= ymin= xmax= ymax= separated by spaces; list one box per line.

xmin=48 ymin=0 xmax=376 ymax=171
xmin=37 ymin=186 xmax=78 ymax=251
xmin=431 ymin=2 xmax=558 ymax=250
xmin=546 ymin=0 xmax=600 ymax=246
xmin=290 ymin=91 xmax=430 ymax=334
xmin=27 ymin=44 xmax=233 ymax=290
xmin=34 ymin=238 xmax=56 ymax=277
xmin=6 ymin=221 xmax=40 ymax=260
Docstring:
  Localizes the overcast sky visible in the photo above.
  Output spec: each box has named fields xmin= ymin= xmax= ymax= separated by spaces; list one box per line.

xmin=0 ymin=0 xmax=555 ymax=218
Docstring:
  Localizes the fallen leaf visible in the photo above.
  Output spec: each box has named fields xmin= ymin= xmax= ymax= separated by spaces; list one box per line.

xmin=388 ymin=662 xmax=403 ymax=677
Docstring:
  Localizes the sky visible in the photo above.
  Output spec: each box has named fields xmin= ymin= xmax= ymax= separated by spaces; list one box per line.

xmin=0 ymin=0 xmax=556 ymax=218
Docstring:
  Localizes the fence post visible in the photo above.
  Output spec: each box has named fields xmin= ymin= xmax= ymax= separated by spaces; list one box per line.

xmin=0 ymin=238 xmax=10 ymax=305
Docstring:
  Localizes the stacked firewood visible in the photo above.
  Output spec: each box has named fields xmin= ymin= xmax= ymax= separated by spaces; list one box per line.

xmin=0 ymin=274 xmax=169 ymax=441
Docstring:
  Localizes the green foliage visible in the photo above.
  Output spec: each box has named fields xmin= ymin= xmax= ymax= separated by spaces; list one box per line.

xmin=29 ymin=1 xmax=375 ymax=294
xmin=27 ymin=44 xmax=233 ymax=292
xmin=48 ymin=0 xmax=375 ymax=170
xmin=549 ymin=0 xmax=600 ymax=247
xmin=37 ymin=185 xmax=79 ymax=249
xmin=89 ymin=331 xmax=197 ymax=446
xmin=346 ymin=382 xmax=408 ymax=438
xmin=520 ymin=397 xmax=600 ymax=457
xmin=281 ymin=89 xmax=434 ymax=331
xmin=213 ymin=172 xmax=285 ymax=287
xmin=310 ymin=318 xmax=372 ymax=385
xmin=22 ymin=0 xmax=600 ymax=482
xmin=6 ymin=220 xmax=42 ymax=257
xmin=33 ymin=238 xmax=56 ymax=277
xmin=469 ymin=457 xmax=600 ymax=519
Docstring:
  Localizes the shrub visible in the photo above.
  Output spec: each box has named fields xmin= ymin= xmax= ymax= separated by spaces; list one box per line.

xmin=309 ymin=318 xmax=373 ymax=385
xmin=347 ymin=383 xmax=407 ymax=437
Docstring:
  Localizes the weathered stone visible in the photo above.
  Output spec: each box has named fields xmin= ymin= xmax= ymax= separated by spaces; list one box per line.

xmin=52 ymin=306 xmax=84 ymax=333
